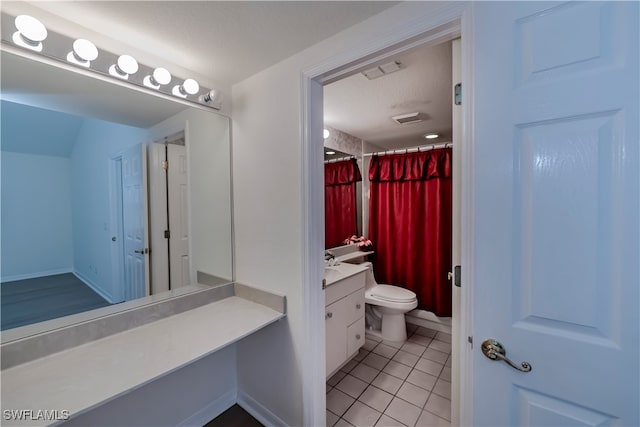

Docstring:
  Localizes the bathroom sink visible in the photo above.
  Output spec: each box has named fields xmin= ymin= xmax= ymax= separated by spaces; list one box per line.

xmin=324 ymin=262 xmax=368 ymax=287
xmin=324 ymin=266 xmax=343 ymax=284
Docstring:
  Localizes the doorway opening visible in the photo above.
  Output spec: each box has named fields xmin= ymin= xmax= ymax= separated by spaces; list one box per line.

xmin=109 ymin=132 xmax=191 ymax=302
xmin=148 ymin=131 xmax=191 ymax=295
xmin=300 ymin=11 xmax=470 ymax=426
xmin=322 ymin=36 xmax=459 ymax=426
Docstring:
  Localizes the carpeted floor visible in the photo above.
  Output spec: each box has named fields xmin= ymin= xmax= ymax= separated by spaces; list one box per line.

xmin=1 ymin=273 xmax=112 ymax=330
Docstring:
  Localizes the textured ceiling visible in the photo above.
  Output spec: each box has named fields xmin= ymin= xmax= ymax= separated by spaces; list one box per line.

xmin=324 ymin=41 xmax=453 ymax=150
xmin=1 ymin=1 xmax=450 ymax=148
xmin=2 ymin=1 xmax=398 ymax=90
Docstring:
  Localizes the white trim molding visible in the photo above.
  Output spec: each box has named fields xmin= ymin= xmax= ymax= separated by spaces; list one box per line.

xmin=237 ymin=390 xmax=289 ymax=427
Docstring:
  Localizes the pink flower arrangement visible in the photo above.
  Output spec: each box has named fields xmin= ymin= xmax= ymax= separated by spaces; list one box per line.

xmin=343 ymin=235 xmax=373 ymax=250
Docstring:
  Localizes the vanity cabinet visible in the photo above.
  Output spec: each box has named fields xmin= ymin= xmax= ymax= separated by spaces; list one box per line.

xmin=325 ymin=269 xmax=365 ymax=379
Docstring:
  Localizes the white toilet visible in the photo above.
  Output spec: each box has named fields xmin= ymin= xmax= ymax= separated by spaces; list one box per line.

xmin=362 ymin=262 xmax=417 ymax=342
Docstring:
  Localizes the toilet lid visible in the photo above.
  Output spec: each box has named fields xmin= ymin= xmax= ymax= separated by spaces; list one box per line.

xmin=370 ymin=285 xmax=416 ymax=303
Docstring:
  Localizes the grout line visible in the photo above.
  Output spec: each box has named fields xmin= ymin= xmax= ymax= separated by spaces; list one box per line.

xmin=329 ymin=327 xmax=451 ymax=427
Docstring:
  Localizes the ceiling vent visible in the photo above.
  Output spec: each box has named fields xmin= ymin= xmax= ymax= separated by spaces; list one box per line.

xmin=392 ymin=112 xmax=425 ymax=125
xmin=362 ymin=61 xmax=402 ymax=80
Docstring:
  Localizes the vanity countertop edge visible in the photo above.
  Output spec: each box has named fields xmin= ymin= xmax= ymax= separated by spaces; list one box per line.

xmin=0 ymin=288 xmax=286 ymax=426
xmin=325 ymin=262 xmax=369 ymax=287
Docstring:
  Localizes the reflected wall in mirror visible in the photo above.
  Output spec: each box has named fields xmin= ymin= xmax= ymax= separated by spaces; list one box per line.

xmin=0 ymin=50 xmax=233 ymax=333
xmin=324 ymin=127 xmax=363 ymax=249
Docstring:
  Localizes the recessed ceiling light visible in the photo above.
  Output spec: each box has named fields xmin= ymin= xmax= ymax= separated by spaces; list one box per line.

xmin=326 ymin=151 xmax=336 ymax=155
xmin=323 ymin=129 xmax=330 ymax=139
xmin=424 ymin=133 xmax=439 ymax=139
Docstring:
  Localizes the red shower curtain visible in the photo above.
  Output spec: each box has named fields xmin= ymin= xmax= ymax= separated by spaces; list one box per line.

xmin=325 ymin=158 xmax=362 ymax=249
xmin=368 ymin=149 xmax=452 ymax=316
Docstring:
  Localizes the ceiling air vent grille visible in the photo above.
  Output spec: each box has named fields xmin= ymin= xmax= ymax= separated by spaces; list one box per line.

xmin=362 ymin=61 xmax=402 ymax=80
xmin=392 ymin=112 xmax=424 ymax=125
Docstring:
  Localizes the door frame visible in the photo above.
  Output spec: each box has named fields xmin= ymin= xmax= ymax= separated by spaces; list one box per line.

xmin=299 ymin=3 xmax=475 ymax=425
xmin=108 ymin=155 xmax=126 ymax=303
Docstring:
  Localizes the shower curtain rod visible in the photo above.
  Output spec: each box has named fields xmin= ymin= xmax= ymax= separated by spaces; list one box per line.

xmin=324 ymin=155 xmax=356 ymax=163
xmin=363 ymin=142 xmax=452 ymax=157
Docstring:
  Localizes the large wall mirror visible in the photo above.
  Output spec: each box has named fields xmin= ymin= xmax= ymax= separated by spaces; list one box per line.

xmin=0 ymin=49 xmax=233 ymax=339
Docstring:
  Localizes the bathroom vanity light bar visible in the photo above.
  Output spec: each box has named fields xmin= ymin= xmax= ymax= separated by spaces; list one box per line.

xmin=2 ymin=13 xmax=223 ymax=111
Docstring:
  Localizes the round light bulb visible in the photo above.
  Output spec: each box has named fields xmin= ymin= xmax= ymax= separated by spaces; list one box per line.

xmin=153 ymin=68 xmax=171 ymax=85
xmin=67 ymin=39 xmax=98 ymax=67
xmin=15 ymin=15 xmax=47 ymax=43
xmin=323 ymin=129 xmax=330 ymax=139
xmin=73 ymin=39 xmax=98 ymax=61
xmin=117 ymin=55 xmax=139 ymax=75
xmin=424 ymin=133 xmax=439 ymax=139
xmin=12 ymin=15 xmax=47 ymax=52
xmin=182 ymin=79 xmax=199 ymax=95
xmin=143 ymin=68 xmax=172 ymax=89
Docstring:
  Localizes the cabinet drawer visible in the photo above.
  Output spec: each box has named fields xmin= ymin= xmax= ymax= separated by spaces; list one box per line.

xmin=345 ymin=289 xmax=365 ymax=325
xmin=325 ymin=271 xmax=365 ymax=306
xmin=346 ymin=317 xmax=365 ymax=358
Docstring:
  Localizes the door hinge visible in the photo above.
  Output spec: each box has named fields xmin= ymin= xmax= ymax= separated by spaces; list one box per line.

xmin=454 ymin=83 xmax=462 ymax=105
xmin=162 ymin=160 xmax=169 ymax=170
xmin=468 ymin=335 xmax=473 ymax=349
xmin=454 ymin=265 xmax=461 ymax=287
xmin=164 ymin=229 xmax=170 ymax=239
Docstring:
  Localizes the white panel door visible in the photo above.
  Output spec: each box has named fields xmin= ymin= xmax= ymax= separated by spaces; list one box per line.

xmin=122 ymin=143 xmax=149 ymax=300
xmin=471 ymin=2 xmax=638 ymax=425
xmin=167 ymin=144 xmax=190 ymax=288
xmin=147 ymin=142 xmax=169 ymax=295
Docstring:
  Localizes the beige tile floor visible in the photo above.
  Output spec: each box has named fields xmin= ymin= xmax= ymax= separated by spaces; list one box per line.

xmin=327 ymin=325 xmax=452 ymax=427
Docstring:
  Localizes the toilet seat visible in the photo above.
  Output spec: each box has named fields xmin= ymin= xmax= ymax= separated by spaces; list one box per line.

xmin=369 ymin=285 xmax=416 ymax=303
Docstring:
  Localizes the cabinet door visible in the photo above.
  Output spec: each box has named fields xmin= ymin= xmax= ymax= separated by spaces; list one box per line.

xmin=347 ymin=317 xmax=365 ymax=358
xmin=344 ymin=288 xmax=365 ymax=325
xmin=325 ymin=300 xmax=347 ymax=377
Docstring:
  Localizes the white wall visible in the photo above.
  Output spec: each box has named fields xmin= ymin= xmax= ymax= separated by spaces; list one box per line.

xmin=71 ymin=118 xmax=147 ymax=302
xmin=64 ymin=345 xmax=237 ymax=427
xmin=232 ymin=2 xmax=462 ymax=424
xmin=147 ymin=108 xmax=233 ymax=283
xmin=0 ymin=152 xmax=73 ymax=281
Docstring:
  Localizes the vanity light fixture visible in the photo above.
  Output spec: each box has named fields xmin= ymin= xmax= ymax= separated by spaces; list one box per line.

xmin=199 ymin=89 xmax=224 ymax=107
xmin=3 ymin=12 xmax=222 ymax=109
xmin=172 ymin=78 xmax=200 ymax=98
xmin=323 ymin=129 xmax=330 ymax=139
xmin=424 ymin=133 xmax=439 ymax=139
xmin=143 ymin=67 xmax=172 ymax=89
xmin=12 ymin=15 xmax=47 ymax=52
xmin=109 ymin=55 xmax=139 ymax=80
xmin=66 ymin=39 xmax=98 ymax=67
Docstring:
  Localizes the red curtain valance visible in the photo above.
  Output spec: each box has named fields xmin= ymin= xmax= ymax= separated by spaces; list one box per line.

xmin=325 ymin=158 xmax=362 ymax=186
xmin=369 ymin=148 xmax=452 ymax=182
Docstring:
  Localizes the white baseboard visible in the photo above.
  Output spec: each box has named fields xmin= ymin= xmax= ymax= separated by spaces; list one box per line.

xmin=73 ymin=270 xmax=117 ymax=304
xmin=177 ymin=389 xmax=236 ymax=427
xmin=237 ymin=390 xmax=288 ymax=427
xmin=1 ymin=268 xmax=72 ymax=283
xmin=406 ymin=309 xmax=452 ymax=334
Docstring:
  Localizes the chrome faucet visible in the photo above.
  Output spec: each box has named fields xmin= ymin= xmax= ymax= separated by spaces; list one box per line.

xmin=324 ymin=250 xmax=335 ymax=261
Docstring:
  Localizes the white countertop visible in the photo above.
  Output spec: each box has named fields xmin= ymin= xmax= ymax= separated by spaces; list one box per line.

xmin=1 ymin=296 xmax=285 ymax=426
xmin=335 ymin=250 xmax=373 ymax=263
xmin=325 ymin=262 xmax=369 ymax=286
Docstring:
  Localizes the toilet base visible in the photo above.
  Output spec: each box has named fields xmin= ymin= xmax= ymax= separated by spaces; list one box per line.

xmin=381 ymin=311 xmax=408 ymax=342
